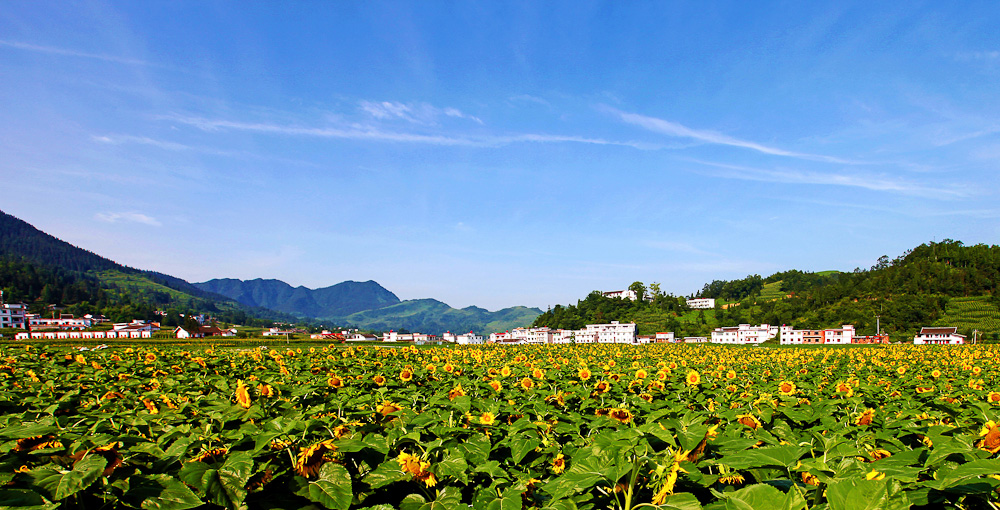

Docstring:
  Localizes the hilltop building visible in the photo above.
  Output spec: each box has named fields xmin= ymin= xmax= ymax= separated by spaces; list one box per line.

xmin=686 ymin=298 xmax=716 ymax=309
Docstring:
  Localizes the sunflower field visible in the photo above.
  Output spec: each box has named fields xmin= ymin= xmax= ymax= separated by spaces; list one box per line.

xmin=1 ymin=343 xmax=999 ymax=510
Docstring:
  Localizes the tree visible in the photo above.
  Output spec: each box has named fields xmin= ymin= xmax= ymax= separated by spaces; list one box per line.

xmin=629 ymin=281 xmax=647 ymax=302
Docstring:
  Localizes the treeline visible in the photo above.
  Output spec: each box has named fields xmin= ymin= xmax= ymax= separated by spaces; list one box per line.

xmin=533 ymin=283 xmax=702 ymax=336
xmin=0 ymin=256 xmax=290 ymax=327
xmin=536 ymin=240 xmax=1000 ymax=339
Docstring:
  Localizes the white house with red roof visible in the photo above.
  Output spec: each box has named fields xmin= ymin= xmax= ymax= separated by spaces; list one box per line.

xmin=913 ymin=327 xmax=965 ymax=345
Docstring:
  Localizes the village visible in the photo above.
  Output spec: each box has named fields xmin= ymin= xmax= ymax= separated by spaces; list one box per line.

xmin=2 ymin=297 xmax=968 ymax=346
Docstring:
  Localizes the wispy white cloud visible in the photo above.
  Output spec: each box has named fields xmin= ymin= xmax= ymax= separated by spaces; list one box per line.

xmin=160 ymin=114 xmax=657 ymax=150
xmin=508 ymin=94 xmax=551 ymax=107
xmin=688 ymin=159 xmax=970 ymax=198
xmin=604 ymin=106 xmax=863 ymax=164
xmin=0 ymin=39 xmax=153 ymax=66
xmin=95 ymin=212 xmax=162 ymax=226
xmin=359 ymin=100 xmax=483 ymax=125
xmin=93 ymin=135 xmax=192 ymax=151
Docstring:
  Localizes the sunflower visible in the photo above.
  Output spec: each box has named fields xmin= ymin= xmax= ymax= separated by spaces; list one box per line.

xmin=448 ymin=384 xmax=466 ymax=400
xmin=651 ymin=449 xmax=688 ymax=504
xmin=578 ymin=368 xmax=592 ymax=380
xmin=868 ymin=449 xmax=892 ymax=461
xmin=144 ymin=353 xmax=157 ymax=364
xmin=326 ymin=375 xmax=344 ymax=388
xmin=235 ymin=380 xmax=252 ymax=408
xmin=979 ymin=420 xmax=1000 ymax=454
xmin=545 ymin=392 xmax=565 ymax=407
xmin=295 ymin=440 xmax=338 ymax=478
xmin=377 ymin=401 xmax=402 ymax=416
xmin=257 ymin=383 xmax=275 ymax=397
xmin=866 ymin=470 xmax=886 ymax=481
xmin=987 ymin=392 xmax=1000 ymax=404
xmin=725 ymin=370 xmax=737 ymax=380
xmin=425 ymin=363 xmax=436 ymax=373
xmin=931 ymin=369 xmax=942 ymax=378
xmin=801 ymin=471 xmax=820 ymax=486
xmin=607 ymin=408 xmax=633 ymax=424
xmin=373 ymin=374 xmax=386 ymax=386
xmin=142 ymin=399 xmax=159 ymax=414
xmin=719 ymin=473 xmax=744 ymax=485
xmin=399 ymin=369 xmax=413 ymax=382
xmin=500 ymin=366 xmax=512 ymax=377
xmin=834 ymin=381 xmax=854 ymax=397
xmin=443 ymin=363 xmax=454 ymax=373
xmin=488 ymin=380 xmax=502 ymax=392
xmin=736 ymin=414 xmax=761 ymax=430
xmin=190 ymin=447 xmax=228 ymax=464
xmin=855 ymin=408 xmax=875 ymax=426
xmin=778 ymin=381 xmax=796 ymax=396
xmin=520 ymin=377 xmax=534 ymax=390
xmin=14 ymin=435 xmax=63 ymax=453
xmin=552 ymin=453 xmax=566 ymax=474
xmin=686 ymin=370 xmax=701 ymax=386
xmin=635 ymin=369 xmax=648 ymax=380
xmin=480 ymin=411 xmax=496 ymax=426
xmin=396 ymin=452 xmax=437 ymax=487
xmin=594 ymin=380 xmax=610 ymax=393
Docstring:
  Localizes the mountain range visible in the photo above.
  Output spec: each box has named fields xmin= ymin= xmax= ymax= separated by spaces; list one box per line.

xmin=0 ymin=210 xmax=540 ymax=334
xmin=193 ymin=278 xmax=541 ymax=333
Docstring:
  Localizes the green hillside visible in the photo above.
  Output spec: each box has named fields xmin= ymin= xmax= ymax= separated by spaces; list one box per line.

xmin=535 ymin=241 xmax=1000 ymax=341
xmin=337 ymin=299 xmax=541 ymax=335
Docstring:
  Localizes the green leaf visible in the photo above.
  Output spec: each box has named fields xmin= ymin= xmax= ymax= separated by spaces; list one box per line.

xmin=456 ymin=433 xmax=492 ymax=464
xmin=658 ymin=492 xmax=704 ymax=510
xmin=306 ymin=463 xmax=353 ymax=510
xmin=433 ymin=452 xmax=469 ymax=483
xmin=722 ymin=446 xmax=808 ymax=470
xmin=0 ymin=489 xmax=60 ymax=510
xmin=825 ymin=478 xmax=909 ymax=510
xmin=929 ymin=458 xmax=1000 ymax=491
xmin=705 ymin=484 xmax=804 ymax=510
xmin=418 ymin=486 xmax=463 ymax=510
xmin=362 ymin=460 xmax=409 ymax=489
xmin=29 ymin=455 xmax=107 ymax=501
xmin=178 ymin=451 xmax=252 ymax=510
xmin=399 ymin=494 xmax=427 ymax=510
xmin=510 ymin=436 xmax=541 ymax=464
xmin=124 ymin=474 xmax=203 ymax=510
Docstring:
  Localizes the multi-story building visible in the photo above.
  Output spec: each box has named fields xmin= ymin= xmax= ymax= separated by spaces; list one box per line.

xmin=913 ymin=327 xmax=965 ymax=345
xmin=27 ymin=314 xmax=92 ymax=330
xmin=686 ymin=298 xmax=716 ymax=309
xmin=711 ymin=324 xmax=777 ymax=344
xmin=0 ymin=303 xmax=28 ymax=329
xmin=779 ymin=325 xmax=855 ymax=345
xmin=585 ymin=321 xmax=637 ymax=343
xmin=489 ymin=321 xmax=638 ymax=345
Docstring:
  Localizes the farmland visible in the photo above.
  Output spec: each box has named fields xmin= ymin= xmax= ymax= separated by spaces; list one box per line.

xmin=1 ymin=343 xmax=999 ymax=509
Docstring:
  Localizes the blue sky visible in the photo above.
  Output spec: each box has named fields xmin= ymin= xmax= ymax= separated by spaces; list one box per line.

xmin=2 ymin=2 xmax=998 ymax=310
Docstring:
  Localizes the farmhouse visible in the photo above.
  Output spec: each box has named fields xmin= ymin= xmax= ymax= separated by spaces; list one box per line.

xmin=913 ymin=327 xmax=965 ymax=345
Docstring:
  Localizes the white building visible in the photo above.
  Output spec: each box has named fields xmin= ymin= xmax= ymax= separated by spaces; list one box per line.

xmin=711 ymin=324 xmax=777 ymax=345
xmin=585 ymin=321 xmax=638 ymax=344
xmin=655 ymin=332 xmax=676 ymax=343
xmin=913 ymin=327 xmax=966 ymax=345
xmin=0 ymin=302 xmax=28 ymax=329
xmin=603 ymin=290 xmax=638 ymax=301
xmin=382 ymin=331 xmax=414 ymax=342
xmin=686 ymin=298 xmax=716 ymax=309
xmin=489 ymin=322 xmax=637 ymax=345
xmin=28 ymin=315 xmax=92 ymax=330
xmin=779 ymin=324 xmax=855 ymax=345
xmin=441 ymin=331 xmax=484 ymax=345
xmin=682 ymin=336 xmax=709 ymax=343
